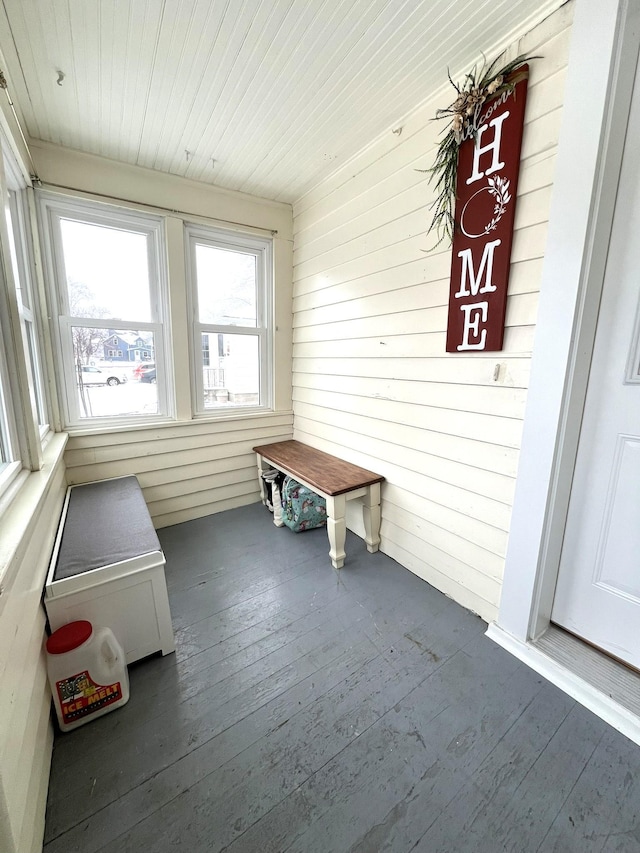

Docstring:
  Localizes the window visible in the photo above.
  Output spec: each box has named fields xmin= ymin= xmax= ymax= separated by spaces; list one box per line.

xmin=0 ymin=143 xmax=46 ymax=493
xmin=40 ymin=194 xmax=171 ymax=427
xmin=186 ymin=224 xmax=272 ymax=414
xmin=5 ymin=185 xmax=49 ymax=433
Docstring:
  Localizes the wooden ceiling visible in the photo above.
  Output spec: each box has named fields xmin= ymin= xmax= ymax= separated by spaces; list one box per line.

xmin=0 ymin=0 xmax=565 ymax=203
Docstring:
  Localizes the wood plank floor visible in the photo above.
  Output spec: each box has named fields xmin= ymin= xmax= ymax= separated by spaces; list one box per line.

xmin=43 ymin=503 xmax=640 ymax=853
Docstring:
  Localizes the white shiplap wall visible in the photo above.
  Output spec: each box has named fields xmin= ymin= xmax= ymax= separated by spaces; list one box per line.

xmin=0 ymin=438 xmax=67 ymax=853
xmin=291 ymin=3 xmax=574 ymax=622
xmin=64 ymin=412 xmax=293 ymax=528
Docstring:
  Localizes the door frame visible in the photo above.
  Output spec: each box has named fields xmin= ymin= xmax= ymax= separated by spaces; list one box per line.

xmin=489 ymin=0 xmax=640 ymax=737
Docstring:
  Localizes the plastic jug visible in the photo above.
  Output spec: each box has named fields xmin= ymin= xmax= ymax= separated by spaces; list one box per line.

xmin=46 ymin=620 xmax=130 ymax=732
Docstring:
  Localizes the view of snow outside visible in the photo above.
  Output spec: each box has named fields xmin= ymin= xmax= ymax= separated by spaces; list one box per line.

xmin=60 ymin=221 xmax=260 ymax=419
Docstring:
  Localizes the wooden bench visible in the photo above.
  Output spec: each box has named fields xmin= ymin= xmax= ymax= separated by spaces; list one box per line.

xmin=253 ymin=440 xmax=384 ymax=569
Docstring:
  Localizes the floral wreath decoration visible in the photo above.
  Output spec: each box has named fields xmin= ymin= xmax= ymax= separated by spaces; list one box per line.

xmin=422 ymin=52 xmax=540 ymax=247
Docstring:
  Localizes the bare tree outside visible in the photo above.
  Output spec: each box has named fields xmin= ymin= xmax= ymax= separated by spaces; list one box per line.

xmin=69 ymin=280 xmax=110 ymax=360
xmin=68 ymin=280 xmax=110 ymax=417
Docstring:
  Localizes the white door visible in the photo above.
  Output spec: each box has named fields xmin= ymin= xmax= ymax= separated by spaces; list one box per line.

xmin=551 ymin=59 xmax=640 ymax=670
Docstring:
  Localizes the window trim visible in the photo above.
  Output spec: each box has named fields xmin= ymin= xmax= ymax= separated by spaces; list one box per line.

xmin=0 ymin=335 xmax=21 ymax=493
xmin=5 ymin=180 xmax=50 ymax=436
xmin=0 ymin=140 xmax=44 ymax=478
xmin=38 ymin=191 xmax=175 ymax=429
xmin=185 ymin=222 xmax=273 ymax=417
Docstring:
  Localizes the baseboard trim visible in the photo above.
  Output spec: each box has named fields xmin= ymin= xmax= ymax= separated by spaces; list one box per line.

xmin=486 ymin=622 xmax=640 ymax=746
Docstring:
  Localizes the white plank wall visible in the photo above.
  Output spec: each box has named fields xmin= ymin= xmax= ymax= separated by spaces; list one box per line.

xmin=0 ymin=448 xmax=66 ymax=853
xmin=64 ymin=411 xmax=294 ymax=528
xmin=291 ymin=4 xmax=574 ymax=622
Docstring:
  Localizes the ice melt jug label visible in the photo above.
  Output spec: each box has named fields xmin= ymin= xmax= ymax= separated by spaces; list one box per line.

xmin=55 ymin=669 xmax=123 ymax=725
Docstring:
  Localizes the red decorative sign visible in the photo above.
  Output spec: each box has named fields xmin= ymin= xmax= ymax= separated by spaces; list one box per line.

xmin=446 ymin=67 xmax=529 ymax=352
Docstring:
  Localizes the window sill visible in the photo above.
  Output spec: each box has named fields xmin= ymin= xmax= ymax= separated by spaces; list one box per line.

xmin=64 ymin=408 xmax=291 ymax=438
xmin=0 ymin=432 xmax=68 ymax=599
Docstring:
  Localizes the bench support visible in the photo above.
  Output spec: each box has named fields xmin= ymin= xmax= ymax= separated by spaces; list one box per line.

xmin=326 ymin=494 xmax=347 ymax=569
xmin=362 ymin=482 xmax=382 ymax=554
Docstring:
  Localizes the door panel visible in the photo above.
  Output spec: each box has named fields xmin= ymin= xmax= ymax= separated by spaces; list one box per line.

xmin=595 ymin=435 xmax=640 ymax=601
xmin=551 ymin=57 xmax=640 ymax=669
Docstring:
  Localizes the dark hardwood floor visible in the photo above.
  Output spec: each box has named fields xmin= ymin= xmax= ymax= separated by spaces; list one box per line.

xmin=43 ymin=503 xmax=640 ymax=852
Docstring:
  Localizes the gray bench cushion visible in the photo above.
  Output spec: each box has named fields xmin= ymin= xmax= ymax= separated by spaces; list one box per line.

xmin=53 ymin=476 xmax=160 ymax=581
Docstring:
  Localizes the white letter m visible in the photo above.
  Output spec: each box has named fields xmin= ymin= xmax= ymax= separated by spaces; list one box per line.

xmin=455 ymin=239 xmax=501 ymax=298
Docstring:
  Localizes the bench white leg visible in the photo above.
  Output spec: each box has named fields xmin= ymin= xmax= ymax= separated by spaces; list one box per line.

xmin=362 ymin=483 xmax=381 ymax=553
xmin=326 ymin=494 xmax=347 ymax=569
xmin=255 ymin=453 xmax=269 ymax=505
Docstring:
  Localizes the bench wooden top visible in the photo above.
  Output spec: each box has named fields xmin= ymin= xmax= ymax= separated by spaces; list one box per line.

xmin=253 ymin=440 xmax=384 ymax=497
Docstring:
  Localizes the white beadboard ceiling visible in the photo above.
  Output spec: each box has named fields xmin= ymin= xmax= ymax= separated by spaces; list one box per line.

xmin=0 ymin=0 xmax=566 ymax=204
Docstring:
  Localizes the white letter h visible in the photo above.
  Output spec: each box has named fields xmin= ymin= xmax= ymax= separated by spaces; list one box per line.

xmin=466 ymin=111 xmax=510 ymax=185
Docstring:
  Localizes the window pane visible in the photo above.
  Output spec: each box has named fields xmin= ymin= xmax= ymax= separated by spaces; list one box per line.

xmin=6 ymin=192 xmax=29 ymax=309
xmin=25 ymin=321 xmax=45 ymax=426
xmin=202 ymin=333 xmax=259 ymax=409
xmin=6 ymin=189 xmax=48 ymax=428
xmin=43 ymin=197 xmax=169 ymax=427
xmin=61 ymin=219 xmax=152 ymax=322
xmin=0 ymin=375 xmax=13 ymax=463
xmin=196 ymin=245 xmax=257 ymax=327
xmin=73 ymin=327 xmax=158 ymax=419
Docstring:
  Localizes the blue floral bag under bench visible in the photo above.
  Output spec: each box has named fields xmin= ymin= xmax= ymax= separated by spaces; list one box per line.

xmin=281 ymin=476 xmax=327 ymax=533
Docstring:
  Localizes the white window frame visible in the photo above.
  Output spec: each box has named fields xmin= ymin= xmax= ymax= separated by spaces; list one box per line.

xmin=39 ymin=192 xmax=174 ymax=429
xmin=185 ymin=223 xmax=273 ymax=416
xmin=4 ymin=171 xmax=50 ymax=438
xmin=0 ymin=138 xmax=48 ymax=495
xmin=0 ymin=319 xmax=21 ymax=493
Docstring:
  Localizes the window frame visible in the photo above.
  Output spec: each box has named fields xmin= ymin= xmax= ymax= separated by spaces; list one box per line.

xmin=39 ymin=192 xmax=174 ymax=429
xmin=0 ymin=137 xmax=50 ymax=495
xmin=185 ymin=222 xmax=273 ymax=417
xmin=5 ymin=176 xmax=50 ymax=437
xmin=0 ymin=324 xmax=21 ymax=493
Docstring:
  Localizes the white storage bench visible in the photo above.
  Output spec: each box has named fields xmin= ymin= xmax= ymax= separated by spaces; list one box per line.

xmin=44 ymin=476 xmax=175 ymax=665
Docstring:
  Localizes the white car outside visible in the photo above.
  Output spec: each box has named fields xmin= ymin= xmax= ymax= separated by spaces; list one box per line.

xmin=78 ymin=365 xmax=129 ymax=386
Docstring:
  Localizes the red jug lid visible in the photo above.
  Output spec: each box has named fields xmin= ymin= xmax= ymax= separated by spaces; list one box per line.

xmin=46 ymin=620 xmax=93 ymax=654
